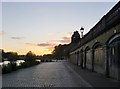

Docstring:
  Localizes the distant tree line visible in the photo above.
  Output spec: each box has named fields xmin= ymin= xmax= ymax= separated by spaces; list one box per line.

xmin=52 ymin=31 xmax=81 ymax=60
xmin=1 ymin=50 xmax=18 ymax=62
xmin=0 ymin=50 xmax=53 ymax=63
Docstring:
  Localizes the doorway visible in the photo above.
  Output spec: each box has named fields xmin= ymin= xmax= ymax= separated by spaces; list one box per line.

xmin=108 ymin=36 xmax=120 ymax=80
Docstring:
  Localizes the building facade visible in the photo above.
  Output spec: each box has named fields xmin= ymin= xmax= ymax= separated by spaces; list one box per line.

xmin=69 ymin=1 xmax=120 ymax=80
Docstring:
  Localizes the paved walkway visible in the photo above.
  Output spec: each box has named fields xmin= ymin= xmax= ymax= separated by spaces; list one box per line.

xmin=66 ymin=61 xmax=120 ymax=88
xmin=2 ymin=60 xmax=120 ymax=88
xmin=2 ymin=61 xmax=91 ymax=87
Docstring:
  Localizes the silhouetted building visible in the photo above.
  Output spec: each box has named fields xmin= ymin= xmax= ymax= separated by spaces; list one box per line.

xmin=69 ymin=1 xmax=120 ymax=80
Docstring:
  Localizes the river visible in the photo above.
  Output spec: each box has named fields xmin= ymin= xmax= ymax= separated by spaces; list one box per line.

xmin=0 ymin=60 xmax=25 ymax=67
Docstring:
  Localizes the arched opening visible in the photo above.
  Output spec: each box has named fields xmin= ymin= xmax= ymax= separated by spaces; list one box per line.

xmin=92 ymin=42 xmax=105 ymax=74
xmin=92 ymin=42 xmax=101 ymax=71
xmin=107 ymin=34 xmax=120 ymax=80
xmin=85 ymin=46 xmax=91 ymax=69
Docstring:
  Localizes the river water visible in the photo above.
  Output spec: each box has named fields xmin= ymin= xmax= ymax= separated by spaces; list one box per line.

xmin=0 ymin=60 xmax=25 ymax=67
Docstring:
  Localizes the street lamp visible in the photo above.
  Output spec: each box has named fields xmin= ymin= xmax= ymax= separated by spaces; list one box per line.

xmin=80 ymin=27 xmax=84 ymax=38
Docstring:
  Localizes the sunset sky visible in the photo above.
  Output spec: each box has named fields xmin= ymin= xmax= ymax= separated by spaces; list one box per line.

xmin=0 ymin=1 xmax=117 ymax=55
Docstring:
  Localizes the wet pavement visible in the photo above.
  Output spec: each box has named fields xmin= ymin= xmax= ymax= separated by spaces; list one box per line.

xmin=2 ymin=60 xmax=91 ymax=87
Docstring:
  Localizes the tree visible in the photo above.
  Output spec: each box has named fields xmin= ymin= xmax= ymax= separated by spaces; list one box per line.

xmin=52 ymin=44 xmax=68 ymax=59
xmin=71 ymin=31 xmax=80 ymax=43
xmin=5 ymin=52 xmax=18 ymax=62
xmin=0 ymin=49 xmax=2 ymax=62
xmin=25 ymin=51 xmax=36 ymax=63
xmin=0 ymin=49 xmax=6 ymax=62
xmin=51 ymin=31 xmax=81 ymax=59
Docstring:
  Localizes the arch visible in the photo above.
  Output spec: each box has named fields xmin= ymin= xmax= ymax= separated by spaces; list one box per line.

xmin=84 ymin=46 xmax=90 ymax=68
xmin=92 ymin=42 xmax=102 ymax=49
xmin=80 ymin=49 xmax=83 ymax=52
xmin=85 ymin=46 xmax=90 ymax=51
xmin=75 ymin=52 xmax=77 ymax=54
xmin=106 ymin=33 xmax=120 ymax=80
xmin=106 ymin=32 xmax=120 ymax=45
xmin=92 ymin=42 xmax=105 ymax=73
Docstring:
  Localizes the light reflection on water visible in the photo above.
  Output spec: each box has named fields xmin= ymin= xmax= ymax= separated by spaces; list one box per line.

xmin=16 ymin=60 xmax=25 ymax=66
xmin=0 ymin=60 xmax=25 ymax=66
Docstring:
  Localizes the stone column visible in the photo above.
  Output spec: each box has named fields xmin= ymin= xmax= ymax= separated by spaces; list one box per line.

xmin=105 ymin=45 xmax=109 ymax=77
xmin=91 ymin=49 xmax=94 ymax=72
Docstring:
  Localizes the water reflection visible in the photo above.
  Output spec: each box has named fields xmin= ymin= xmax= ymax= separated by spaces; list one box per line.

xmin=16 ymin=60 xmax=25 ymax=66
xmin=0 ymin=60 xmax=25 ymax=66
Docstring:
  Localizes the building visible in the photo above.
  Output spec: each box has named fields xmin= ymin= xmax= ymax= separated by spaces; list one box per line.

xmin=69 ymin=1 xmax=120 ymax=80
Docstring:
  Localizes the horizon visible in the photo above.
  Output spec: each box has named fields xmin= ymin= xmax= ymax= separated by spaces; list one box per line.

xmin=1 ymin=2 xmax=117 ymax=55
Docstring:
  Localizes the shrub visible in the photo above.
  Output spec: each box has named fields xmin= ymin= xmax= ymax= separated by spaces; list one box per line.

xmin=10 ymin=62 xmax=17 ymax=71
xmin=49 ymin=59 xmax=52 ymax=62
xmin=19 ymin=62 xmax=30 ymax=68
xmin=2 ymin=62 xmax=18 ymax=74
xmin=35 ymin=61 xmax=40 ymax=65
xmin=46 ymin=59 xmax=52 ymax=62
xmin=2 ymin=63 xmax=12 ymax=74
xmin=2 ymin=60 xmax=41 ymax=74
xmin=41 ymin=59 xmax=45 ymax=62
xmin=25 ymin=51 xmax=36 ymax=63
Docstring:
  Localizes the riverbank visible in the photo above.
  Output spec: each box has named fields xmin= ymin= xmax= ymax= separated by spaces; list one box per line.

xmin=1 ymin=60 xmax=41 ymax=74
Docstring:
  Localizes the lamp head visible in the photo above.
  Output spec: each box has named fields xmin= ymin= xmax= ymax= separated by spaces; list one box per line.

xmin=80 ymin=27 xmax=84 ymax=32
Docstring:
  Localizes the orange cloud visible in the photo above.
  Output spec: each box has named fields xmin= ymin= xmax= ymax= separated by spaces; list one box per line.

xmin=26 ymin=42 xmax=57 ymax=48
xmin=51 ymin=36 xmax=71 ymax=44
xmin=37 ymin=42 xmax=54 ymax=47
xmin=25 ymin=43 xmax=36 ymax=46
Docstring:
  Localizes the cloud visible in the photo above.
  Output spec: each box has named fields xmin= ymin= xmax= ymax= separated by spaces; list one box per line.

xmin=37 ymin=42 xmax=54 ymax=47
xmin=11 ymin=37 xmax=24 ymax=40
xmin=59 ymin=37 xmax=70 ymax=43
xmin=62 ymin=37 xmax=70 ymax=40
xmin=25 ymin=36 xmax=71 ymax=53
xmin=51 ymin=36 xmax=71 ymax=44
xmin=25 ymin=43 xmax=36 ymax=46
xmin=26 ymin=42 xmax=57 ymax=48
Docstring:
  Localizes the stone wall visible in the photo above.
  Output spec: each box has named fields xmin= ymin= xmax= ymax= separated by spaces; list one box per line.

xmin=69 ymin=1 xmax=120 ymax=80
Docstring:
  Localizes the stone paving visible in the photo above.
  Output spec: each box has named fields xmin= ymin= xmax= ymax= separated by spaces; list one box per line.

xmin=2 ymin=60 xmax=92 ymax=87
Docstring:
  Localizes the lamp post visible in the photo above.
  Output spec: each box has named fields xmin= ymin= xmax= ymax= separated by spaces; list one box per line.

xmin=80 ymin=27 xmax=84 ymax=38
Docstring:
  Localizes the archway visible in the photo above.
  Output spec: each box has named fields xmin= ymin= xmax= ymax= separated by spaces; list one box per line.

xmin=92 ymin=42 xmax=105 ymax=74
xmin=85 ymin=46 xmax=91 ymax=69
xmin=107 ymin=34 xmax=120 ymax=80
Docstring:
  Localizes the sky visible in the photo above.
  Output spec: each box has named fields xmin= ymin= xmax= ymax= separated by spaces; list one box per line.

xmin=0 ymin=1 xmax=118 ymax=55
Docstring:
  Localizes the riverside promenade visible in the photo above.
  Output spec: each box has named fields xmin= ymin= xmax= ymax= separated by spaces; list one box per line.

xmin=2 ymin=60 xmax=120 ymax=88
